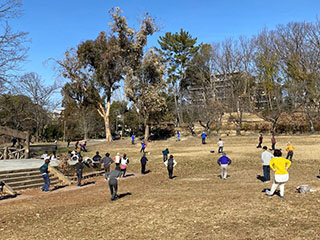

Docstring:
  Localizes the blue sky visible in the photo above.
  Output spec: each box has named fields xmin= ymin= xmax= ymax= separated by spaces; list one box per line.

xmin=11 ymin=0 xmax=320 ymax=96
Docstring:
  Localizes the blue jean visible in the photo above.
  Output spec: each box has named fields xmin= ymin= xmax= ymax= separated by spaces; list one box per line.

xmin=76 ymin=170 xmax=82 ymax=186
xmin=263 ymin=165 xmax=270 ymax=181
xmin=42 ymin=173 xmax=50 ymax=191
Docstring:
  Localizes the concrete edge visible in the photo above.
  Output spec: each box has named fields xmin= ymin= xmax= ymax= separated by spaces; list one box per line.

xmin=48 ymin=166 xmax=72 ymax=185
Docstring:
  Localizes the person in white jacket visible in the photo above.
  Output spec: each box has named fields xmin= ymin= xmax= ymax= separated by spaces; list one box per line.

xmin=120 ymin=153 xmax=129 ymax=177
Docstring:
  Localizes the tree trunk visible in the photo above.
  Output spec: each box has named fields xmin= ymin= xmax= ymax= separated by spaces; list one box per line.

xmin=174 ymin=85 xmax=181 ymax=126
xmin=97 ymin=100 xmax=112 ymax=142
xmin=144 ymin=117 xmax=149 ymax=142
xmin=306 ymin=110 xmax=315 ymax=133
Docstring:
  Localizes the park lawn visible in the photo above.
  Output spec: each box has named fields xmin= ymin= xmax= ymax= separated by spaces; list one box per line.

xmin=1 ymin=135 xmax=320 ymax=239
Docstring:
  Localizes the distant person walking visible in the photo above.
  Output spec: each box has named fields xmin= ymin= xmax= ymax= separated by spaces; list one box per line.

xmin=140 ymin=141 xmax=146 ymax=153
xmin=120 ymin=153 xmax=129 ymax=177
xmin=177 ymin=131 xmax=181 ymax=141
xmin=101 ymin=153 xmax=114 ymax=173
xmin=164 ymin=155 xmax=177 ymax=179
xmin=257 ymin=134 xmax=263 ymax=148
xmin=217 ymin=138 xmax=224 ymax=153
xmin=80 ymin=141 xmax=87 ymax=152
xmin=140 ymin=153 xmax=148 ymax=174
xmin=271 ymin=134 xmax=276 ymax=151
xmin=201 ymin=132 xmax=206 ymax=144
xmin=162 ymin=148 xmax=169 ymax=162
xmin=67 ymin=138 xmax=71 ymax=148
xmin=106 ymin=165 xmax=122 ymax=201
xmin=217 ymin=152 xmax=232 ymax=180
xmin=131 ymin=135 xmax=135 ymax=145
xmin=40 ymin=157 xmax=50 ymax=192
xmin=74 ymin=157 xmax=84 ymax=187
xmin=114 ymin=153 xmax=121 ymax=167
xmin=75 ymin=141 xmax=79 ymax=150
xmin=261 ymin=146 xmax=273 ymax=182
xmin=266 ymin=149 xmax=291 ymax=199
xmin=285 ymin=142 xmax=295 ymax=161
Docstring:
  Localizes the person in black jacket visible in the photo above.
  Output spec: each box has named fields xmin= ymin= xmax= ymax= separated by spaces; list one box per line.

xmin=140 ymin=153 xmax=148 ymax=174
xmin=106 ymin=166 xmax=122 ymax=201
xmin=74 ymin=157 xmax=84 ymax=187
xmin=164 ymin=155 xmax=177 ymax=179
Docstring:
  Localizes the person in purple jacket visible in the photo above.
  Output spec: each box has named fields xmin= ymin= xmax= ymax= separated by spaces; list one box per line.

xmin=217 ymin=152 xmax=232 ymax=180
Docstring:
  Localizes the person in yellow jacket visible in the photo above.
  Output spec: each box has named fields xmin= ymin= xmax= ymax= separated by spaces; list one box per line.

xmin=266 ymin=149 xmax=291 ymax=199
xmin=285 ymin=142 xmax=295 ymax=161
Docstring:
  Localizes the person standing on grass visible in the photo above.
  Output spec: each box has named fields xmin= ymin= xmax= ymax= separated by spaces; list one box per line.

xmin=40 ymin=157 xmax=50 ymax=192
xmin=261 ymin=146 xmax=273 ymax=182
xmin=271 ymin=134 xmax=276 ymax=151
xmin=177 ymin=131 xmax=181 ymax=141
xmin=266 ymin=149 xmax=291 ymax=199
xmin=164 ymin=155 xmax=177 ymax=179
xmin=67 ymin=138 xmax=71 ymax=148
xmin=140 ymin=141 xmax=146 ymax=153
xmin=106 ymin=165 xmax=122 ymax=201
xmin=120 ymin=153 xmax=129 ymax=177
xmin=217 ymin=152 xmax=232 ymax=180
xmin=131 ymin=134 xmax=135 ymax=145
xmin=162 ymin=148 xmax=169 ymax=162
xmin=257 ymin=134 xmax=263 ymax=148
xmin=114 ymin=153 xmax=121 ymax=167
xmin=285 ymin=142 xmax=295 ymax=161
xmin=101 ymin=153 xmax=114 ymax=173
xmin=75 ymin=141 xmax=79 ymax=150
xmin=201 ymin=132 xmax=206 ymax=144
xmin=140 ymin=153 xmax=148 ymax=174
xmin=217 ymin=138 xmax=224 ymax=153
xmin=74 ymin=156 xmax=84 ymax=187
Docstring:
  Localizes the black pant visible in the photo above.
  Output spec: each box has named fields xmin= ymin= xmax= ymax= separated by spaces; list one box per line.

xmin=141 ymin=164 xmax=146 ymax=174
xmin=121 ymin=168 xmax=127 ymax=177
xmin=202 ymin=138 xmax=205 ymax=144
xmin=263 ymin=165 xmax=270 ymax=181
xmin=163 ymin=155 xmax=168 ymax=162
xmin=271 ymin=143 xmax=275 ymax=150
xmin=218 ymin=146 xmax=223 ymax=153
xmin=132 ymin=140 xmax=134 ymax=144
xmin=109 ymin=180 xmax=118 ymax=200
xmin=140 ymin=147 xmax=145 ymax=153
xmin=76 ymin=170 xmax=82 ymax=186
xmin=286 ymin=151 xmax=293 ymax=161
xmin=167 ymin=167 xmax=173 ymax=179
xmin=257 ymin=142 xmax=262 ymax=148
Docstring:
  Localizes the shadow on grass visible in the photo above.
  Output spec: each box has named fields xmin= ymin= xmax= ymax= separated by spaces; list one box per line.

xmin=123 ymin=173 xmax=135 ymax=178
xmin=118 ymin=192 xmax=132 ymax=199
xmin=256 ymin=175 xmax=266 ymax=182
xmin=216 ymin=175 xmax=231 ymax=179
xmin=51 ymin=184 xmax=69 ymax=191
xmin=0 ymin=194 xmax=19 ymax=200
xmin=262 ymin=188 xmax=281 ymax=196
xmin=81 ymin=181 xmax=96 ymax=186
xmin=141 ymin=170 xmax=151 ymax=175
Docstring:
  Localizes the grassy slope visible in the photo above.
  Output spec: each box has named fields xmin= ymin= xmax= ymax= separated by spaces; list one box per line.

xmin=1 ymin=135 xmax=320 ymax=240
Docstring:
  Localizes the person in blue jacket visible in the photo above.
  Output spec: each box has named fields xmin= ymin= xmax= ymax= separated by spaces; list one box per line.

xmin=131 ymin=134 xmax=135 ymax=145
xmin=176 ymin=131 xmax=181 ymax=141
xmin=217 ymin=152 xmax=232 ymax=180
xmin=40 ymin=157 xmax=50 ymax=192
xmin=201 ymin=132 xmax=206 ymax=144
xmin=140 ymin=141 xmax=146 ymax=153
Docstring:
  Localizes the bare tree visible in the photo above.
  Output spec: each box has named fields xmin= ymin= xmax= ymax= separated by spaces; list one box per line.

xmin=0 ymin=0 xmax=28 ymax=87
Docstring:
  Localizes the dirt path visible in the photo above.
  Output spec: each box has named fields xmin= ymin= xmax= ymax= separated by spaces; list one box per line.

xmin=0 ymin=172 xmax=145 ymax=205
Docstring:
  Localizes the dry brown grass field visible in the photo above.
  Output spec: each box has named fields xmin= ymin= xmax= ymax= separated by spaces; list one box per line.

xmin=1 ymin=135 xmax=320 ymax=240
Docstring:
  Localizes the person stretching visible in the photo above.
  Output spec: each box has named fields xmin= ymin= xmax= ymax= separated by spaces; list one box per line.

xmin=106 ymin=166 xmax=122 ymax=201
xmin=217 ymin=152 xmax=232 ymax=180
xmin=266 ymin=149 xmax=291 ymax=199
xmin=285 ymin=142 xmax=295 ymax=161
